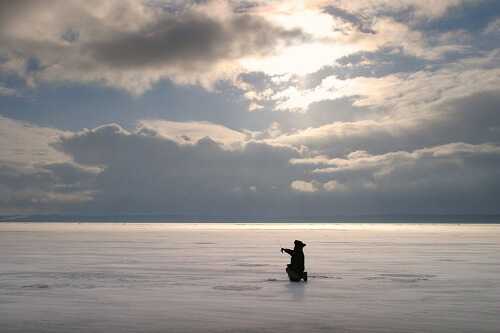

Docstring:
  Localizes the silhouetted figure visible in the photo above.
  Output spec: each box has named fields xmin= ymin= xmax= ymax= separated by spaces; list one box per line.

xmin=281 ymin=240 xmax=307 ymax=282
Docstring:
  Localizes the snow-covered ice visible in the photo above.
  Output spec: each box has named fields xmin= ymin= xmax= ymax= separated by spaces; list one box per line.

xmin=1 ymin=223 xmax=499 ymax=332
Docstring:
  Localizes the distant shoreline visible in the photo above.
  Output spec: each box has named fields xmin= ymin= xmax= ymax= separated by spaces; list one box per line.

xmin=1 ymin=214 xmax=500 ymax=224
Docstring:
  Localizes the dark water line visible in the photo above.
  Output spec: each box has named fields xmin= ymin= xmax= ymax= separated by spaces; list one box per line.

xmin=1 ymin=213 xmax=500 ymax=224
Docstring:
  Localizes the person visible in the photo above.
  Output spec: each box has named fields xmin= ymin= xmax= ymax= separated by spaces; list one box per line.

xmin=281 ymin=240 xmax=307 ymax=282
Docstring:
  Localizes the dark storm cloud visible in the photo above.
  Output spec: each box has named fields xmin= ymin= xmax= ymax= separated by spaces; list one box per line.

xmin=88 ymin=13 xmax=306 ymax=69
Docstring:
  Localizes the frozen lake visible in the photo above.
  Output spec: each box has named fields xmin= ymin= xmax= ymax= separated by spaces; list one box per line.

xmin=1 ymin=223 xmax=499 ymax=332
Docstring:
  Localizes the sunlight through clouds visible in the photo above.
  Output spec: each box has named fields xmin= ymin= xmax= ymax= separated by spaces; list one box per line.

xmin=1 ymin=0 xmax=500 ymax=214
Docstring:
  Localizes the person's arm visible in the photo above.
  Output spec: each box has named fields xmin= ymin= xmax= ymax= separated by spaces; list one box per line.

xmin=281 ymin=248 xmax=293 ymax=255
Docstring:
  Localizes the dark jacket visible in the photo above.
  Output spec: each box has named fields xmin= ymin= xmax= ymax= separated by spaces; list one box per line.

xmin=283 ymin=247 xmax=305 ymax=273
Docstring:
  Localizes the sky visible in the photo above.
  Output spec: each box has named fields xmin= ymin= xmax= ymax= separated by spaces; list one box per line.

xmin=1 ymin=0 xmax=500 ymax=216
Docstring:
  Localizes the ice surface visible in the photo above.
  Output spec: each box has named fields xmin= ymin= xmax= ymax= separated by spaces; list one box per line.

xmin=1 ymin=222 xmax=499 ymax=333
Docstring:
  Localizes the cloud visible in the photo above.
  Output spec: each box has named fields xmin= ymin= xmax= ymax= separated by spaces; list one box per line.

xmin=53 ymin=123 xmax=306 ymax=214
xmin=323 ymin=5 xmax=375 ymax=34
xmin=0 ymin=0 xmax=306 ymax=94
xmin=1 ymin=0 xmax=499 ymax=215
xmin=1 ymin=0 xmax=483 ymax=99
xmin=0 ymin=162 xmax=96 ymax=213
xmin=2 ymin=0 xmax=461 ymax=96
xmin=484 ymin=18 xmax=500 ymax=35
xmin=137 ymin=119 xmax=248 ymax=147
xmin=260 ymin=49 xmax=500 ymax=158
xmin=296 ymin=143 xmax=500 ymax=172
xmin=271 ymin=118 xmax=406 ymax=153
xmin=235 ymin=1 xmax=497 ymax=114
xmin=51 ymin=122 xmax=500 ymax=214
xmin=272 ymin=49 xmax=500 ymax=113
xmin=288 ymin=142 xmax=500 ymax=214
xmin=0 ymin=85 xmax=16 ymax=96
xmin=323 ymin=179 xmax=348 ymax=192
xmin=240 ymin=47 xmax=499 ymax=117
xmin=305 ymin=47 xmax=428 ymax=87
xmin=414 ymin=0 xmax=500 ymax=33
xmin=88 ymin=12 xmax=305 ymax=70
xmin=1 ymin=115 xmax=500 ymax=215
xmin=328 ymin=0 xmax=463 ymax=21
xmin=270 ymin=89 xmax=500 ymax=158
xmin=311 ymin=142 xmax=500 ymax=198
xmin=290 ymin=180 xmax=319 ymax=193
xmin=0 ymin=116 xmax=69 ymax=166
xmin=0 ymin=116 xmax=98 ymax=212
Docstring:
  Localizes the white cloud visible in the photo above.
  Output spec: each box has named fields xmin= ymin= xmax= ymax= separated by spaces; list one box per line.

xmin=290 ymin=180 xmax=319 ymax=192
xmin=138 ymin=119 xmax=247 ymax=147
xmin=292 ymin=142 xmax=500 ymax=174
xmin=286 ymin=142 xmax=500 ymax=212
xmin=272 ymin=49 xmax=500 ymax=113
xmin=271 ymin=118 xmax=415 ymax=150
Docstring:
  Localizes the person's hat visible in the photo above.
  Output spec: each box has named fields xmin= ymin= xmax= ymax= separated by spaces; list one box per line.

xmin=294 ymin=240 xmax=306 ymax=247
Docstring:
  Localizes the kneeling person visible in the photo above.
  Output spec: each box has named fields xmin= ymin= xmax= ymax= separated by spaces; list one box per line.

xmin=281 ymin=240 xmax=307 ymax=282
